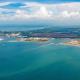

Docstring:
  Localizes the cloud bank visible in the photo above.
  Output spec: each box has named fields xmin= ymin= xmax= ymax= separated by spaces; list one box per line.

xmin=0 ymin=2 xmax=80 ymax=26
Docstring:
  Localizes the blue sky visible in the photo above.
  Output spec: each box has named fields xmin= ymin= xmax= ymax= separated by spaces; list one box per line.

xmin=0 ymin=0 xmax=80 ymax=30
xmin=0 ymin=0 xmax=80 ymax=3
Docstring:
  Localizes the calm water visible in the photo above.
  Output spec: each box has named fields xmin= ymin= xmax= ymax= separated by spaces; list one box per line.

xmin=0 ymin=39 xmax=80 ymax=80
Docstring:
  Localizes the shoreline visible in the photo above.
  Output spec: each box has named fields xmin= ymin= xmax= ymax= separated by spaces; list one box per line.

xmin=16 ymin=37 xmax=49 ymax=42
xmin=64 ymin=40 xmax=80 ymax=46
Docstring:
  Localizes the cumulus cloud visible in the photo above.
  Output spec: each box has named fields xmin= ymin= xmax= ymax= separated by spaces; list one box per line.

xmin=0 ymin=2 xmax=80 ymax=26
xmin=0 ymin=2 xmax=12 ymax=6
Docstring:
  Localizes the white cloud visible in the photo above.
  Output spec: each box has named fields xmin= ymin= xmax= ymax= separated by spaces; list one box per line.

xmin=0 ymin=2 xmax=80 ymax=26
xmin=0 ymin=2 xmax=12 ymax=6
xmin=61 ymin=11 xmax=80 ymax=17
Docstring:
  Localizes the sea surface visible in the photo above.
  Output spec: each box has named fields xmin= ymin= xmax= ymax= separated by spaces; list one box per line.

xmin=0 ymin=38 xmax=80 ymax=80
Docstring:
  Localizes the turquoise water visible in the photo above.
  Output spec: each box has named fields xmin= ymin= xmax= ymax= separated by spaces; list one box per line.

xmin=0 ymin=39 xmax=80 ymax=80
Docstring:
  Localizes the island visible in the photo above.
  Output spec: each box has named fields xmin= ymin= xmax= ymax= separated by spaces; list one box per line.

xmin=64 ymin=40 xmax=80 ymax=46
xmin=16 ymin=37 xmax=49 ymax=42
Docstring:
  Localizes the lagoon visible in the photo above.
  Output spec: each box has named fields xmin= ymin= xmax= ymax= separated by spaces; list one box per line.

xmin=0 ymin=39 xmax=80 ymax=80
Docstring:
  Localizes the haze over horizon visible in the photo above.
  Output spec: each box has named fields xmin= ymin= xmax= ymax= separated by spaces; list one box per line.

xmin=0 ymin=0 xmax=80 ymax=30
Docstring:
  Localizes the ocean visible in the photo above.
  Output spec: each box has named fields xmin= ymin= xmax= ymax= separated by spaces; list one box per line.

xmin=0 ymin=38 xmax=80 ymax=80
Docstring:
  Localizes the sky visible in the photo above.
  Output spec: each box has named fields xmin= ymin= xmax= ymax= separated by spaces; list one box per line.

xmin=0 ymin=0 xmax=80 ymax=30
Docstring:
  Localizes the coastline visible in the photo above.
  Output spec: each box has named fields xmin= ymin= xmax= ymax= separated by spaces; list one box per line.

xmin=16 ymin=37 xmax=49 ymax=42
xmin=63 ymin=40 xmax=80 ymax=46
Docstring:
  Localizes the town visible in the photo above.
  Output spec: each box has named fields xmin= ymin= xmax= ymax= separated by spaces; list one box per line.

xmin=0 ymin=28 xmax=80 ymax=42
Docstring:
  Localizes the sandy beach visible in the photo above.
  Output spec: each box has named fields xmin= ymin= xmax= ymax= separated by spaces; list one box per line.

xmin=64 ymin=40 xmax=80 ymax=46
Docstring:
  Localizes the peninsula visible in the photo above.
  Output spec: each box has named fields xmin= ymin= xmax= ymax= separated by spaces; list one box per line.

xmin=16 ymin=37 xmax=49 ymax=42
xmin=64 ymin=40 xmax=80 ymax=46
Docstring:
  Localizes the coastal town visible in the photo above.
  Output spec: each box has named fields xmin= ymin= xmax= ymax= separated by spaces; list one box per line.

xmin=0 ymin=28 xmax=80 ymax=44
xmin=0 ymin=31 xmax=49 ymax=42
